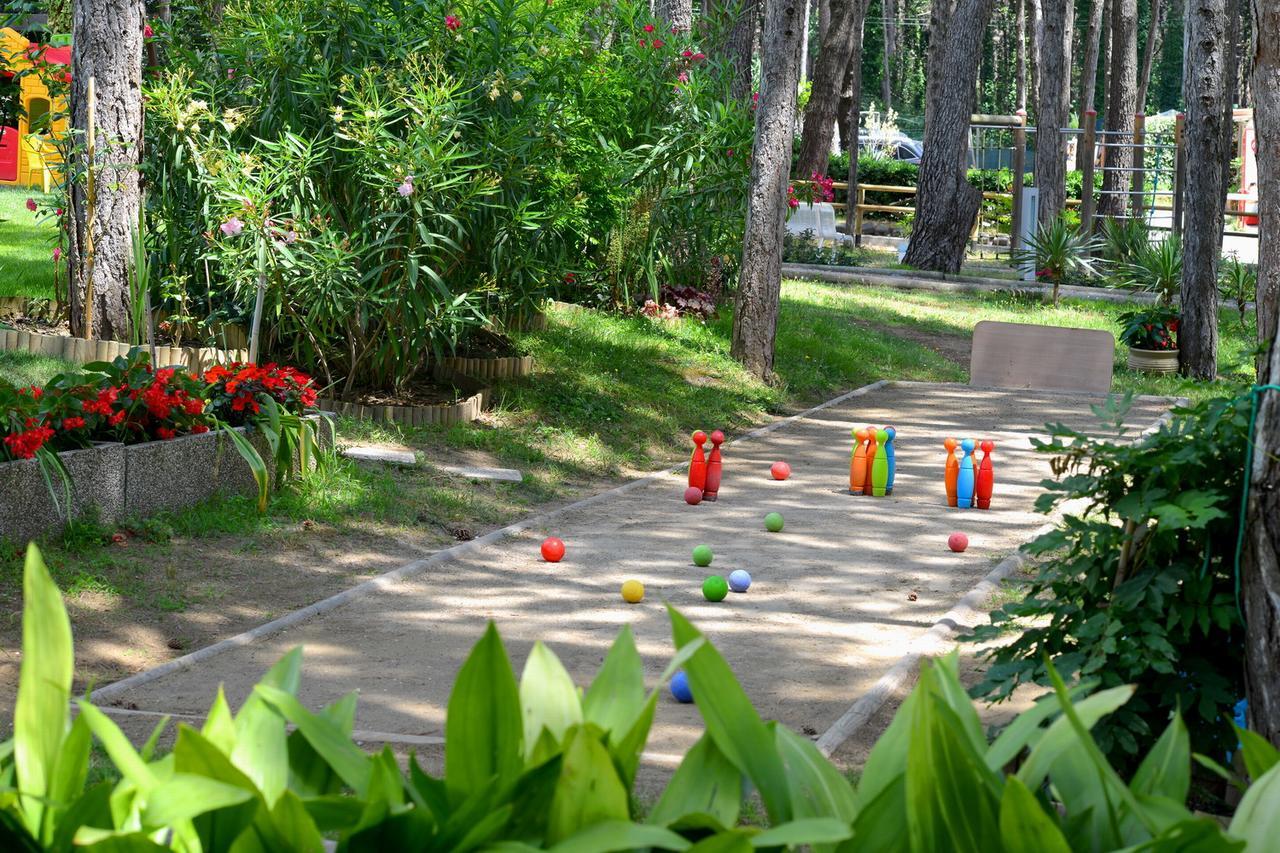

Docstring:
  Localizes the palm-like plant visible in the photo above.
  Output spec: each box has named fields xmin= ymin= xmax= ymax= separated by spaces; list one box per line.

xmin=1219 ymin=255 xmax=1257 ymax=330
xmin=1013 ymin=217 xmax=1103 ymax=305
xmin=1100 ymin=216 xmax=1151 ymax=265
xmin=1117 ymin=235 xmax=1182 ymax=305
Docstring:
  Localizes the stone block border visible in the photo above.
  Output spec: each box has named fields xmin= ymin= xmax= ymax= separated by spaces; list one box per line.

xmin=0 ymin=415 xmax=333 ymax=543
xmin=320 ymin=356 xmax=534 ymax=427
xmin=0 ymin=327 xmax=248 ymax=373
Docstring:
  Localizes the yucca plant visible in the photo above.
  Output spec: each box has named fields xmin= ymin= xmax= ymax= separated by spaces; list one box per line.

xmin=1220 ymin=256 xmax=1257 ymax=330
xmin=1117 ymin=234 xmax=1183 ymax=305
xmin=1100 ymin=216 xmax=1152 ymax=266
xmin=1013 ymin=216 xmax=1103 ymax=305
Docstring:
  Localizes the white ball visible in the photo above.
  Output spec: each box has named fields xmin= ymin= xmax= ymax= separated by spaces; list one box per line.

xmin=728 ymin=570 xmax=752 ymax=593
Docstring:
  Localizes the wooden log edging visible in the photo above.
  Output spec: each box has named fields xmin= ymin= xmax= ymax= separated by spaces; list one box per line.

xmin=319 ymin=356 xmax=532 ymax=428
xmin=0 ymin=328 xmax=248 ymax=373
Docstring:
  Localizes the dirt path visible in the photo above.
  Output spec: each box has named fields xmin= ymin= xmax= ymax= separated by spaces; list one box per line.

xmin=90 ymin=382 xmax=1169 ymax=787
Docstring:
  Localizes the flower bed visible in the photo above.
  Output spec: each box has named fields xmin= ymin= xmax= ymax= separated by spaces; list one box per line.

xmin=0 ymin=327 xmax=248 ymax=373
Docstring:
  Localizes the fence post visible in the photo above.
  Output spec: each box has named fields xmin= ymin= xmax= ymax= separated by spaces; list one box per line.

xmin=1011 ymin=110 xmax=1027 ymax=250
xmin=1171 ymin=112 xmax=1185 ymax=238
xmin=1079 ymin=110 xmax=1097 ymax=234
xmin=854 ymin=186 xmax=865 ymax=245
xmin=1130 ymin=112 xmax=1146 ymax=220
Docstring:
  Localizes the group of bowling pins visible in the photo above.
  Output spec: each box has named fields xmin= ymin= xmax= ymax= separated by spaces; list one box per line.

xmin=688 ymin=429 xmax=725 ymax=501
xmin=944 ymin=437 xmax=994 ymax=509
xmin=849 ymin=426 xmax=896 ymax=496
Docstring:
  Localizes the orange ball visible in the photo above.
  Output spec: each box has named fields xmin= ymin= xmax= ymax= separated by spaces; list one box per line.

xmin=541 ymin=536 xmax=565 ymax=562
xmin=770 ymin=461 xmax=791 ymax=480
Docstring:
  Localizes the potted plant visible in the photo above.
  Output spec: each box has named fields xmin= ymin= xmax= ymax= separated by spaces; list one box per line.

xmin=1117 ymin=305 xmax=1180 ymax=372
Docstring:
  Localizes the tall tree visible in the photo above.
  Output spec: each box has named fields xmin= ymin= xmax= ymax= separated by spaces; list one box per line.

xmin=902 ymin=0 xmax=997 ymax=273
xmin=835 ymin=14 xmax=866 ymax=152
xmin=794 ymin=0 xmax=870 ymax=178
xmin=1178 ymin=0 xmax=1228 ymax=380
xmin=654 ymin=0 xmax=694 ymax=32
xmin=800 ymin=0 xmax=812 ymax=81
xmin=1136 ymin=0 xmax=1168 ymax=110
xmin=1027 ymin=0 xmax=1043 ymax=114
xmin=718 ymin=0 xmax=761 ymax=102
xmin=1016 ymin=0 xmax=1028 ymax=111
xmin=731 ymin=0 xmax=806 ymax=380
xmin=1098 ymin=0 xmax=1138 ymax=219
xmin=881 ymin=0 xmax=897 ymax=109
xmin=1243 ymin=0 xmax=1280 ymax=749
xmin=1036 ymin=0 xmax=1075 ymax=224
xmin=1079 ymin=0 xmax=1109 ymax=113
xmin=68 ymin=0 xmax=146 ymax=340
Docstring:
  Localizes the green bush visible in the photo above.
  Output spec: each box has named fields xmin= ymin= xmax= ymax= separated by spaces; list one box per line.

xmin=974 ymin=394 xmax=1250 ymax=765
xmin=4 ymin=541 xmax=1277 ymax=850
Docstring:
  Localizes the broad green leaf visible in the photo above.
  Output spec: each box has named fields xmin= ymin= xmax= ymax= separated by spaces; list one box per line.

xmin=73 ymin=829 xmax=171 ymax=851
xmin=138 ymin=717 xmax=169 ymax=763
xmin=986 ymin=681 xmax=1094 ymax=771
xmin=445 ymin=623 xmax=523 ymax=797
xmin=1131 ymin=714 xmax=1190 ymax=804
xmin=15 ymin=544 xmax=74 ymax=835
xmin=1228 ymin=761 xmax=1280 ymax=848
xmin=846 ymin=775 xmax=909 ymax=853
xmin=503 ymin=754 xmax=563 ymax=841
xmin=752 ymin=817 xmax=851 ymax=847
xmin=1016 ymin=685 xmax=1135 ymax=789
xmin=928 ymin=653 xmax=988 ymax=756
xmin=254 ymin=685 xmax=372 ymax=796
xmin=1119 ymin=818 xmax=1245 ymax=851
xmin=550 ymin=819 xmax=691 ymax=852
xmin=520 ymin=642 xmax=584 ymax=760
xmin=668 ymin=606 xmax=792 ymax=824
xmin=43 ymin=713 xmax=91 ymax=844
xmin=608 ymin=689 xmax=657 ymax=788
xmin=648 ymin=732 xmax=742 ymax=829
xmin=49 ymin=781 xmax=112 ymax=853
xmin=582 ymin=626 xmax=646 ymax=736
xmin=226 ymin=789 xmax=325 ymax=853
xmin=75 ymin=702 xmax=158 ymax=792
xmin=1049 ymin=741 xmax=1126 ymax=850
xmin=232 ymin=649 xmax=304 ymax=807
xmin=775 ymin=724 xmax=857 ymax=850
xmin=142 ymin=773 xmax=254 ymax=826
xmin=546 ymin=725 xmax=629 ymax=844
xmin=998 ymin=776 xmax=1071 ymax=853
xmin=1233 ymin=724 xmax=1280 ymax=782
xmin=686 ymin=830 xmax=756 ymax=853
xmin=854 ymin=689 xmax=916 ymax=813
xmin=202 ymin=687 xmax=237 ymax=754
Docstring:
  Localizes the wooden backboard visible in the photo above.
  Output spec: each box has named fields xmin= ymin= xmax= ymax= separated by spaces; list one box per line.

xmin=970 ymin=320 xmax=1115 ymax=393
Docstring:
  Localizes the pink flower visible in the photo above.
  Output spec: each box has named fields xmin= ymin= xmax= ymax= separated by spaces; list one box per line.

xmin=55 ymin=207 xmax=62 ymax=216
xmin=671 ymin=25 xmax=678 ymax=34
xmin=726 ymin=148 xmax=734 ymax=157
xmin=643 ymin=24 xmax=655 ymax=33
xmin=226 ymin=67 xmax=236 ymax=78
xmin=788 ymin=197 xmax=800 ymax=209
xmin=445 ymin=14 xmax=462 ymax=31
xmin=144 ymin=23 xmax=153 ymax=38
xmin=682 ymin=49 xmax=693 ymax=58
xmin=677 ymin=71 xmax=689 ymax=83
xmin=25 ymin=198 xmax=36 ymax=212
xmin=692 ymin=52 xmax=706 ymax=61
xmin=283 ymin=230 xmax=297 ymax=244
xmin=652 ymin=38 xmax=665 ymax=49
xmin=397 ymin=176 xmax=415 ymax=196
xmin=52 ymin=247 xmax=61 ymax=262
xmin=219 ymin=217 xmax=244 ymax=237
xmin=638 ymin=38 xmax=646 ymax=47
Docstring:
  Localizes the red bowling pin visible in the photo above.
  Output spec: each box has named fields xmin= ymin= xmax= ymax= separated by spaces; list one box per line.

xmin=688 ymin=430 xmax=708 ymax=491
xmin=976 ymin=440 xmax=995 ymax=509
xmin=703 ymin=430 xmax=724 ymax=501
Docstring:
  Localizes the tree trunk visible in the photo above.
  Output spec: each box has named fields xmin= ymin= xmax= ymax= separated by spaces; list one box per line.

xmin=881 ymin=0 xmax=896 ymax=109
xmin=836 ymin=21 xmax=865 ymax=153
xmin=655 ymin=0 xmax=694 ymax=32
xmin=1036 ymin=0 xmax=1075 ymax=224
xmin=801 ymin=0 xmax=812 ymax=82
xmin=1028 ymin=0 xmax=1043 ymax=115
xmin=1136 ymin=0 xmax=1167 ymax=110
xmin=721 ymin=0 xmax=761 ymax=102
xmin=1080 ymin=0 xmax=1108 ymax=112
xmin=902 ymin=0 xmax=997 ymax=273
xmin=1016 ymin=0 xmax=1028 ymax=111
xmin=1244 ymin=0 xmax=1280 ymax=748
xmin=69 ymin=0 xmax=146 ymax=341
xmin=1220 ymin=0 xmax=1243 ymax=242
xmin=1178 ymin=0 xmax=1228 ymax=380
xmin=795 ymin=0 xmax=869 ymax=177
xmin=1099 ymin=0 xmax=1138 ymax=219
xmin=732 ymin=0 xmax=806 ymax=380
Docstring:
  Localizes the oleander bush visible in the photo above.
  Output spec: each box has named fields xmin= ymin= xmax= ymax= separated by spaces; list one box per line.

xmin=2 ymin=541 xmax=1274 ymax=850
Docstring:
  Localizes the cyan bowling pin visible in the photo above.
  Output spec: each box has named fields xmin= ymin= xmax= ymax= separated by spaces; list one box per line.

xmin=884 ymin=426 xmax=897 ymax=494
xmin=957 ymin=438 xmax=976 ymax=509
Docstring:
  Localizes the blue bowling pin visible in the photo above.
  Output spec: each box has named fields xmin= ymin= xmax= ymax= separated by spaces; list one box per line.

xmin=884 ymin=427 xmax=897 ymax=494
xmin=957 ymin=438 xmax=976 ymax=509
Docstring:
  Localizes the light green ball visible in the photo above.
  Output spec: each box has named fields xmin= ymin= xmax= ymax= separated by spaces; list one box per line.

xmin=764 ymin=512 xmax=785 ymax=533
xmin=692 ymin=544 xmax=714 ymax=567
xmin=702 ymin=575 xmax=729 ymax=602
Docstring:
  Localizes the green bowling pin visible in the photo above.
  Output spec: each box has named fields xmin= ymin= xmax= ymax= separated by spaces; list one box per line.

xmin=871 ymin=428 xmax=889 ymax=497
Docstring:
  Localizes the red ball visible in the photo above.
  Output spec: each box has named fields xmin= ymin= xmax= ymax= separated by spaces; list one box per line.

xmin=947 ymin=533 xmax=969 ymax=553
xmin=684 ymin=486 xmax=704 ymax=505
xmin=770 ymin=461 xmax=791 ymax=480
xmin=541 ymin=536 xmax=566 ymax=562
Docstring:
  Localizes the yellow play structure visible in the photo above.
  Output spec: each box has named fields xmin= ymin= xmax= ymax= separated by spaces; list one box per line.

xmin=0 ymin=27 xmax=68 ymax=191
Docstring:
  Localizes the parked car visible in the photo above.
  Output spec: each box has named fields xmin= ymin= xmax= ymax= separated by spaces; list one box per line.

xmin=858 ymin=133 xmax=922 ymax=164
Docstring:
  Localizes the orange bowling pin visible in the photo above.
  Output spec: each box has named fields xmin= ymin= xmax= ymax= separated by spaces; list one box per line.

xmin=850 ymin=428 xmax=869 ymax=494
xmin=944 ymin=437 xmax=959 ymax=507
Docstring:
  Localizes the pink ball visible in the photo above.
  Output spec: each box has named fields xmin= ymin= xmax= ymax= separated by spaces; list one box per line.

xmin=948 ymin=533 xmax=969 ymax=553
xmin=684 ymin=486 xmax=704 ymax=505
xmin=770 ymin=461 xmax=791 ymax=480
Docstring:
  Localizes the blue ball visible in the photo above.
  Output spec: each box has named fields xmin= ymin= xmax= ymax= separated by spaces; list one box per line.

xmin=728 ymin=569 xmax=752 ymax=593
xmin=670 ymin=670 xmax=694 ymax=703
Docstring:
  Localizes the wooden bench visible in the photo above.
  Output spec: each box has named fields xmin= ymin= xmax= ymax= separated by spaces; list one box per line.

xmin=970 ymin=320 xmax=1114 ymax=393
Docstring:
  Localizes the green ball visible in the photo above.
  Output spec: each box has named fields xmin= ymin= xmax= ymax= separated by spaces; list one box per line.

xmin=692 ymin=544 xmax=714 ymax=567
xmin=764 ymin=512 xmax=785 ymax=533
xmin=702 ymin=575 xmax=729 ymax=602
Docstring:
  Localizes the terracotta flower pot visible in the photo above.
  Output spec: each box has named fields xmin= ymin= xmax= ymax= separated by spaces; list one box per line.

xmin=1127 ymin=346 xmax=1179 ymax=373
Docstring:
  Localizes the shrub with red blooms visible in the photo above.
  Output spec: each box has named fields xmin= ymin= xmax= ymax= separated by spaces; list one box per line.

xmin=203 ymin=362 xmax=319 ymax=426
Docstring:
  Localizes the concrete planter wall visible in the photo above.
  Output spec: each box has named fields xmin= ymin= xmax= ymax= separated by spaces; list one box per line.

xmin=0 ymin=328 xmax=247 ymax=373
xmin=1126 ymin=347 xmax=1179 ymax=374
xmin=0 ymin=414 xmax=334 ymax=543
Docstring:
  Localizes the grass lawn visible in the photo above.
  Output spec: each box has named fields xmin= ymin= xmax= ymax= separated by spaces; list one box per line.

xmin=0 ymin=279 xmax=1259 ymax=702
xmin=0 ymin=187 xmax=59 ymax=300
xmin=0 ymin=349 xmax=75 ymax=387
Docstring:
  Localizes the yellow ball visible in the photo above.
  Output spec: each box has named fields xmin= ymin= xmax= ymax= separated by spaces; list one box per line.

xmin=621 ymin=579 xmax=645 ymax=603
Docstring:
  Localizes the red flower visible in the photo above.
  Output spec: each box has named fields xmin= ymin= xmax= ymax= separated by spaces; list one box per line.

xmin=682 ymin=49 xmax=693 ymax=58
xmin=692 ymin=52 xmax=706 ymax=61
xmin=445 ymin=14 xmax=462 ymax=31
xmin=108 ymin=410 xmax=126 ymax=426
xmin=25 ymin=198 xmax=36 ymax=212
xmin=652 ymin=38 xmax=664 ymax=48
xmin=638 ymin=38 xmax=646 ymax=47
xmin=156 ymin=427 xmax=176 ymax=440
xmin=192 ymin=424 xmax=210 ymax=434
xmin=62 ymin=417 xmax=86 ymax=430
xmin=643 ymin=24 xmax=655 ymax=33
